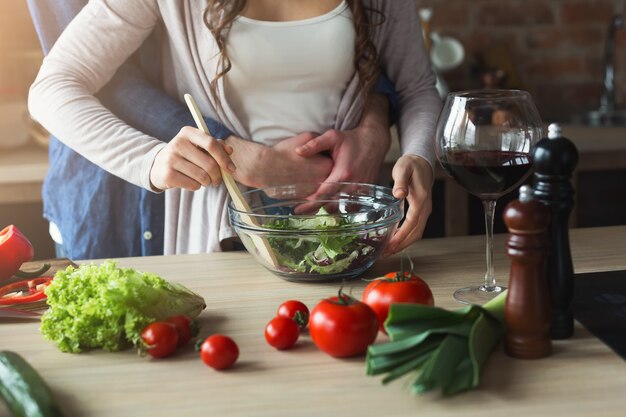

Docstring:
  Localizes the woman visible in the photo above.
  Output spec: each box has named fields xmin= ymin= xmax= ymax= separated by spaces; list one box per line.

xmin=29 ymin=0 xmax=441 ymax=255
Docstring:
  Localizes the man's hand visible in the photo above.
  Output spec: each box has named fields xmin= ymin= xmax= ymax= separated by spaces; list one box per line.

xmin=225 ymin=132 xmax=333 ymax=189
xmin=294 ymin=94 xmax=391 ymax=186
xmin=385 ymin=155 xmax=433 ymax=254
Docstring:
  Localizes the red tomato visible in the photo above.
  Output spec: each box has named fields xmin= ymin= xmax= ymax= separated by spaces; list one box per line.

xmin=141 ymin=321 xmax=179 ymax=358
xmin=265 ymin=316 xmax=300 ymax=350
xmin=166 ymin=315 xmax=197 ymax=347
xmin=277 ymin=300 xmax=309 ymax=329
xmin=199 ymin=335 xmax=239 ymax=370
xmin=362 ymin=271 xmax=434 ymax=333
xmin=309 ymin=292 xmax=378 ymax=358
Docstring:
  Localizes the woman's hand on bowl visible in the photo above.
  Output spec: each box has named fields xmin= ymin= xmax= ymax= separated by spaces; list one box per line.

xmin=385 ymin=155 xmax=433 ymax=255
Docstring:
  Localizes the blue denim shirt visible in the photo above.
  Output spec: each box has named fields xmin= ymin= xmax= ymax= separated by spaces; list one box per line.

xmin=27 ymin=0 xmax=231 ymax=260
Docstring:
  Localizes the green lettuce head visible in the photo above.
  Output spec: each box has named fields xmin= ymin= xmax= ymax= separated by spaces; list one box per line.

xmin=41 ymin=261 xmax=206 ymax=353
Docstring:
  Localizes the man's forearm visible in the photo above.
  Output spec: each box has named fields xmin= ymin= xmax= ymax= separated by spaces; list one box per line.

xmin=223 ymin=135 xmax=269 ymax=188
xmin=97 ymin=66 xmax=232 ymax=143
xmin=362 ymin=93 xmax=391 ymax=152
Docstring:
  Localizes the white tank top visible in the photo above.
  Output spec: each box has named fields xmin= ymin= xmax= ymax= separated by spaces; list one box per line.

xmin=224 ymin=1 xmax=355 ymax=146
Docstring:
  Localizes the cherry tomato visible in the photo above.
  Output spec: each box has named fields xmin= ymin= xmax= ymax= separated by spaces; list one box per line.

xmin=277 ymin=300 xmax=309 ymax=329
xmin=141 ymin=321 xmax=179 ymax=358
xmin=265 ymin=316 xmax=300 ymax=350
xmin=362 ymin=271 xmax=434 ymax=334
xmin=309 ymin=291 xmax=378 ymax=358
xmin=166 ymin=315 xmax=197 ymax=347
xmin=199 ymin=335 xmax=239 ymax=370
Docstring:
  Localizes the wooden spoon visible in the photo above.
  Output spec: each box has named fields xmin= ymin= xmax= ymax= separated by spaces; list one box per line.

xmin=184 ymin=94 xmax=278 ymax=267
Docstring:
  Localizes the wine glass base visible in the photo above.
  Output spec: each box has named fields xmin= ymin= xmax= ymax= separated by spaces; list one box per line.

xmin=453 ymin=285 xmax=506 ymax=305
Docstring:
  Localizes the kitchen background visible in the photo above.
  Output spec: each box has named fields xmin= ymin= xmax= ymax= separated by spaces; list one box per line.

xmin=418 ymin=0 xmax=626 ymax=121
xmin=1 ymin=0 xmax=625 ymax=259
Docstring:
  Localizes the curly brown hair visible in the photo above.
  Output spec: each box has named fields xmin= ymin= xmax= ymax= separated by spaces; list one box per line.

xmin=202 ymin=0 xmax=382 ymax=115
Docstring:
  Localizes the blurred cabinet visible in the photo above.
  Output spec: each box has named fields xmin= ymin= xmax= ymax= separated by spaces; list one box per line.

xmin=0 ymin=143 xmax=53 ymax=260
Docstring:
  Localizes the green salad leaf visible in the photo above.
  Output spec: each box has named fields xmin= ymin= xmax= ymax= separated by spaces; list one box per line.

xmin=41 ymin=261 xmax=206 ymax=353
xmin=266 ymin=207 xmax=377 ymax=275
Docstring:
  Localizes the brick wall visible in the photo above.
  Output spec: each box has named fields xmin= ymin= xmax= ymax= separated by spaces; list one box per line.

xmin=418 ymin=0 xmax=626 ymax=122
xmin=3 ymin=1 xmax=625 ymax=124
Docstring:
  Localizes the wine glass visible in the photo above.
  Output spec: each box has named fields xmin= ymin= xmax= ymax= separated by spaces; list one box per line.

xmin=435 ymin=89 xmax=544 ymax=304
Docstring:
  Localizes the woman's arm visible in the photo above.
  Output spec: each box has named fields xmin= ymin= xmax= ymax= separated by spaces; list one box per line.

xmin=27 ymin=0 xmax=326 ymax=191
xmin=374 ymin=1 xmax=442 ymax=253
xmin=376 ymin=2 xmax=441 ymax=168
xmin=28 ymin=0 xmax=235 ymax=193
xmin=28 ymin=0 xmax=166 ymax=190
xmin=27 ymin=0 xmax=234 ymax=146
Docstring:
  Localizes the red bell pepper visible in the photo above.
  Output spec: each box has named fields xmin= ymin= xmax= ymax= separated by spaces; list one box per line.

xmin=0 ymin=225 xmax=49 ymax=281
xmin=0 ymin=277 xmax=52 ymax=305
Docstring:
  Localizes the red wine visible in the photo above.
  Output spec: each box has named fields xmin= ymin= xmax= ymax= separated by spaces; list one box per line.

xmin=440 ymin=150 xmax=532 ymax=199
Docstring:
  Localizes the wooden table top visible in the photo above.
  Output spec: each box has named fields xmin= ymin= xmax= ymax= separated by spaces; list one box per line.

xmin=1 ymin=225 xmax=626 ymax=417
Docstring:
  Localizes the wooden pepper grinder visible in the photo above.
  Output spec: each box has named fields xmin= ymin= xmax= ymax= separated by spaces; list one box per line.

xmin=532 ymin=123 xmax=579 ymax=339
xmin=504 ymin=185 xmax=552 ymax=359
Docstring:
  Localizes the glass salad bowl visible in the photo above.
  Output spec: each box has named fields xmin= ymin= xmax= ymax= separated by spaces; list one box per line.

xmin=228 ymin=182 xmax=403 ymax=282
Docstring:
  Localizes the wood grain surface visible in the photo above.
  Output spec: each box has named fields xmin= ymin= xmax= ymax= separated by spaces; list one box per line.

xmin=1 ymin=226 xmax=625 ymax=417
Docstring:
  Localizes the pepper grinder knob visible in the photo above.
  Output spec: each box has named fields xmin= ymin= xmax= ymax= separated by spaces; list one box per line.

xmin=534 ymin=123 xmax=578 ymax=175
xmin=532 ymin=123 xmax=579 ymax=339
xmin=547 ymin=122 xmax=561 ymax=139
xmin=504 ymin=186 xmax=552 ymax=359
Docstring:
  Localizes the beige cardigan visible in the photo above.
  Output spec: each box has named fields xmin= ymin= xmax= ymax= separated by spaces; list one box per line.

xmin=29 ymin=0 xmax=441 ymax=254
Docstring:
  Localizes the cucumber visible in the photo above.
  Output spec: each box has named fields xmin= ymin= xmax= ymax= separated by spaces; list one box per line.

xmin=0 ymin=351 xmax=65 ymax=417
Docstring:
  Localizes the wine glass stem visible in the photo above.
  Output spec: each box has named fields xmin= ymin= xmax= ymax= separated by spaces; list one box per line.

xmin=483 ymin=199 xmax=497 ymax=290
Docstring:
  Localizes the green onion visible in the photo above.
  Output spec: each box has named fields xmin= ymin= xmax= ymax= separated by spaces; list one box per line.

xmin=366 ymin=291 xmax=507 ymax=396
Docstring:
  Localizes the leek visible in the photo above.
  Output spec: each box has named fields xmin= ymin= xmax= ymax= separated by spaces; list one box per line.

xmin=366 ymin=291 xmax=507 ymax=396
